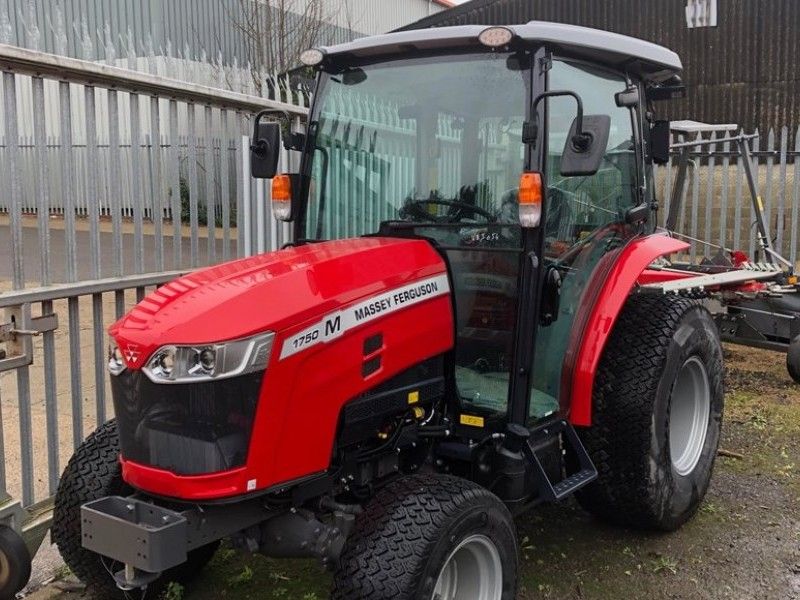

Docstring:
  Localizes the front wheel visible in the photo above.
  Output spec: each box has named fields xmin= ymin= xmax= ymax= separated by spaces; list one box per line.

xmin=52 ymin=420 xmax=218 ymax=598
xmin=577 ymin=294 xmax=724 ymax=531
xmin=331 ymin=474 xmax=517 ymax=600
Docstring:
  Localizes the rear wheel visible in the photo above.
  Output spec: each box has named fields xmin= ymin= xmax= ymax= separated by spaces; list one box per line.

xmin=331 ymin=474 xmax=517 ymax=600
xmin=577 ymin=294 xmax=724 ymax=531
xmin=52 ymin=420 xmax=218 ymax=598
xmin=786 ymin=334 xmax=800 ymax=383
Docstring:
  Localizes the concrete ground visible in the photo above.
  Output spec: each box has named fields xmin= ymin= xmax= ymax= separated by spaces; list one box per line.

xmin=21 ymin=343 xmax=800 ymax=599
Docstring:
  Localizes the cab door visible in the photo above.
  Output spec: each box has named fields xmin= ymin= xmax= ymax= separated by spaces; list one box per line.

xmin=529 ymin=58 xmax=644 ymax=421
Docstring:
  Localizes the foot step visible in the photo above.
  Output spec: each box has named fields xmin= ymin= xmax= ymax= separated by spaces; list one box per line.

xmin=527 ymin=419 xmax=597 ymax=502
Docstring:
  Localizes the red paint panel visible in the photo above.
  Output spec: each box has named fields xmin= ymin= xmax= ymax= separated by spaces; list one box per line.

xmin=568 ymin=235 xmax=689 ymax=427
xmin=112 ymin=238 xmax=454 ymax=500
xmin=110 ymin=238 xmax=445 ymax=369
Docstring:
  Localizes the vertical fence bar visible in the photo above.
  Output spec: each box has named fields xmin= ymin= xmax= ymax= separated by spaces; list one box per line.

xmin=764 ymin=129 xmax=776 ymax=246
xmin=689 ymin=139 xmax=701 ymax=261
xmin=85 ymin=86 xmax=107 ymax=427
xmin=221 ymin=110 xmax=231 ymax=261
xmin=58 ymin=80 xmax=85 ymax=449
xmin=663 ymin=159 xmax=673 ymax=228
xmin=703 ymin=132 xmax=717 ymax=257
xmin=777 ymin=127 xmax=788 ymax=255
xmin=93 ymin=291 xmax=106 ymax=426
xmin=256 ymin=178 xmax=266 ymax=254
xmin=5 ymin=67 xmax=34 ymax=507
xmin=85 ymin=86 xmax=101 ymax=279
xmin=109 ymin=90 xmax=124 ymax=276
xmin=4 ymin=72 xmax=24 ymax=289
xmin=32 ymin=77 xmax=51 ymax=284
xmin=205 ymin=105 xmax=217 ymax=264
xmin=32 ymin=76 xmax=60 ymax=491
xmin=150 ymin=95 xmax=165 ymax=272
xmin=748 ymin=133 xmax=760 ymax=258
xmin=169 ymin=99 xmax=182 ymax=270
xmin=720 ymin=137 xmax=730 ymax=248
xmin=791 ymin=128 xmax=800 ymax=265
xmin=130 ymin=93 xmax=145 ymax=273
xmin=240 ymin=134 xmax=251 ymax=256
xmin=188 ymin=103 xmax=200 ymax=266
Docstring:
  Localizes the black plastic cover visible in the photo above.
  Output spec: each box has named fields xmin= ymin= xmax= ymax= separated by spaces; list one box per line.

xmin=111 ymin=369 xmax=263 ymax=475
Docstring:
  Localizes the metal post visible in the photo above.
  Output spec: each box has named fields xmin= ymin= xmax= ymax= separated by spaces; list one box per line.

xmin=739 ymin=135 xmax=774 ymax=264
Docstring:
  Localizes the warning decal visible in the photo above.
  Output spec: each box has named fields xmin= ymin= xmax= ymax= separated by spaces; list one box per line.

xmin=279 ymin=273 xmax=450 ymax=360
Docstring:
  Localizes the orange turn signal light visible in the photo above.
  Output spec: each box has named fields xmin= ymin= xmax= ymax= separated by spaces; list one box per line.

xmin=518 ymin=172 xmax=543 ymax=205
xmin=518 ymin=172 xmax=543 ymax=228
xmin=272 ymin=174 xmax=292 ymax=202
xmin=271 ymin=174 xmax=292 ymax=221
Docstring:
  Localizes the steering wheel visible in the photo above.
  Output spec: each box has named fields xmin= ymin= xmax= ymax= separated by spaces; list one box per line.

xmin=402 ymin=198 xmax=497 ymax=223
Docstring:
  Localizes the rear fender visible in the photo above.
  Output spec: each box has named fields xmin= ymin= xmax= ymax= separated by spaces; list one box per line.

xmin=564 ymin=234 xmax=690 ymax=426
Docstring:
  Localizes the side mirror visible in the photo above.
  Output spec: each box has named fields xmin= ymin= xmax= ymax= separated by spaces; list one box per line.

xmin=530 ymin=90 xmax=611 ymax=177
xmin=250 ymin=120 xmax=281 ymax=179
xmin=559 ymin=115 xmax=610 ymax=177
xmin=650 ymin=120 xmax=671 ymax=165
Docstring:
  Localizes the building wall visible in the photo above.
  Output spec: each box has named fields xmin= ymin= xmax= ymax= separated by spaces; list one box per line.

xmin=399 ymin=0 xmax=798 ymax=137
xmin=0 ymin=0 xmax=448 ymax=64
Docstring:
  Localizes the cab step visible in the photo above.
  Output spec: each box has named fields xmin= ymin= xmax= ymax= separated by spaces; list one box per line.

xmin=527 ymin=419 xmax=597 ymax=502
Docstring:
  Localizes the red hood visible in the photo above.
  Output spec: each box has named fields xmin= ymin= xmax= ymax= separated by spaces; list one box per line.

xmin=110 ymin=238 xmax=446 ymax=369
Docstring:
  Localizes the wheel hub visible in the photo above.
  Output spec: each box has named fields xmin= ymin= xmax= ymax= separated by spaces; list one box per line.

xmin=669 ymin=356 xmax=711 ymax=476
xmin=432 ymin=534 xmax=503 ymax=600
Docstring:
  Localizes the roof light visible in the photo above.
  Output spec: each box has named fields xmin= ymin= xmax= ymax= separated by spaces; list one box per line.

xmin=518 ymin=172 xmax=543 ymax=228
xmin=478 ymin=26 xmax=514 ymax=48
xmin=300 ymin=48 xmax=325 ymax=66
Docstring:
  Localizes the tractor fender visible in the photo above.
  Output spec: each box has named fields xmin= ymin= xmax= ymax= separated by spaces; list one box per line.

xmin=565 ymin=234 xmax=689 ymax=427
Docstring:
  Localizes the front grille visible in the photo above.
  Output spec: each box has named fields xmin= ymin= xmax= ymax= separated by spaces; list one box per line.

xmin=110 ymin=369 xmax=264 ymax=476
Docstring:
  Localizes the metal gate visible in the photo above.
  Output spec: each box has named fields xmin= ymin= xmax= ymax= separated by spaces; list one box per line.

xmin=0 ymin=42 xmax=306 ymax=570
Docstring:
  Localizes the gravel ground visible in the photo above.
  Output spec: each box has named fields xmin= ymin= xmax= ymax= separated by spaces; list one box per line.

xmin=23 ymin=343 xmax=800 ymax=600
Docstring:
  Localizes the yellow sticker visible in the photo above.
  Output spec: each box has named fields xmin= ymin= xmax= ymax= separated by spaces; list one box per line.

xmin=407 ymin=391 xmax=420 ymax=405
xmin=757 ymin=196 xmax=764 ymax=211
xmin=460 ymin=414 xmax=485 ymax=428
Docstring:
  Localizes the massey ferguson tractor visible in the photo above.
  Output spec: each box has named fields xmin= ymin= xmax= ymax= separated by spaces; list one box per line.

xmin=51 ymin=22 xmax=726 ymax=600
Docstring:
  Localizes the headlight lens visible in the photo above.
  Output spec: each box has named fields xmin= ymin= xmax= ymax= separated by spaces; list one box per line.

xmin=107 ymin=342 xmax=126 ymax=376
xmin=143 ymin=332 xmax=275 ymax=384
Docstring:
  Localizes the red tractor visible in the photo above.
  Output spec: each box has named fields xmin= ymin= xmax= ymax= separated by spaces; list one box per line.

xmin=51 ymin=22 xmax=724 ymax=599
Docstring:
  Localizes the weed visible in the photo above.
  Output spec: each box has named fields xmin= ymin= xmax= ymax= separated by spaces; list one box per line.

xmin=160 ymin=582 xmax=184 ymax=600
xmin=651 ymin=556 xmax=678 ymax=575
xmin=227 ymin=565 xmax=254 ymax=586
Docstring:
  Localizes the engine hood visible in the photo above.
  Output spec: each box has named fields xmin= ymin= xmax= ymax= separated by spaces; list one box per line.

xmin=110 ymin=238 xmax=447 ymax=369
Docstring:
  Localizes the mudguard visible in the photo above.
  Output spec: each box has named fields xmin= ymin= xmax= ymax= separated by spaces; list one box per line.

xmin=565 ymin=234 xmax=690 ymax=427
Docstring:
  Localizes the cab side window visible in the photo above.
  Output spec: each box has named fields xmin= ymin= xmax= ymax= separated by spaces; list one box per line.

xmin=529 ymin=60 xmax=640 ymax=421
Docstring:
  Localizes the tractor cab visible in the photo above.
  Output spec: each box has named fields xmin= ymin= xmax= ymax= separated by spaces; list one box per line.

xmin=55 ymin=23 xmax=724 ymax=600
xmin=253 ymin=22 xmax=682 ymax=430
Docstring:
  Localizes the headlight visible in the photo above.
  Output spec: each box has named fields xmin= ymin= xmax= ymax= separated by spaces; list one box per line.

xmin=142 ymin=332 xmax=275 ymax=384
xmin=107 ymin=342 xmax=126 ymax=376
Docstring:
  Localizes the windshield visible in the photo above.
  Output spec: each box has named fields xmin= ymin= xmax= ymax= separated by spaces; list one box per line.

xmin=303 ymin=52 xmax=529 ymax=240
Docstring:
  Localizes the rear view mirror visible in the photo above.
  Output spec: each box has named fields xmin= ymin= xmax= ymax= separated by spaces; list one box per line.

xmin=650 ymin=120 xmax=671 ymax=165
xmin=559 ymin=115 xmax=610 ymax=177
xmin=250 ymin=120 xmax=281 ymax=179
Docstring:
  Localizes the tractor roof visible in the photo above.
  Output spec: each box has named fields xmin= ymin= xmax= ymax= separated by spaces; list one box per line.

xmin=320 ymin=21 xmax=682 ymax=82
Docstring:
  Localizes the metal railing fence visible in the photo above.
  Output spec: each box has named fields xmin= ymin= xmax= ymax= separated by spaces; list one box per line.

xmin=655 ymin=127 xmax=800 ymax=265
xmin=0 ymin=43 xmax=306 ymax=561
